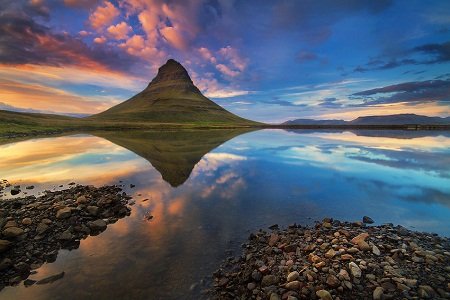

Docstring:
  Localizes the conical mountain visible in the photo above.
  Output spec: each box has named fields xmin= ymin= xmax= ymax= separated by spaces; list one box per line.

xmin=91 ymin=59 xmax=256 ymax=125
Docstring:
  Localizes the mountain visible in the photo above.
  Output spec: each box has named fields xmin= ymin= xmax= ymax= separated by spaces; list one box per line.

xmin=350 ymin=114 xmax=450 ymax=125
xmin=96 ymin=129 xmax=253 ymax=187
xmin=283 ymin=114 xmax=450 ymax=126
xmin=91 ymin=59 xmax=256 ymax=126
xmin=283 ymin=119 xmax=347 ymax=125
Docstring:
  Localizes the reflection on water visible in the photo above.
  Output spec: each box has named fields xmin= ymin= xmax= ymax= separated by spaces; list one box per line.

xmin=0 ymin=129 xmax=449 ymax=299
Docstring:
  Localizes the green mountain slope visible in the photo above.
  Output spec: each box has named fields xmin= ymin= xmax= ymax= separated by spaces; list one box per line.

xmin=91 ymin=59 xmax=256 ymax=125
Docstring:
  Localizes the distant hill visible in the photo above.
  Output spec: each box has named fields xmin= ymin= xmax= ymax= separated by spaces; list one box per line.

xmin=90 ymin=59 xmax=256 ymax=125
xmin=283 ymin=114 xmax=450 ymax=126
xmin=350 ymin=114 xmax=450 ymax=125
xmin=283 ymin=119 xmax=347 ymax=125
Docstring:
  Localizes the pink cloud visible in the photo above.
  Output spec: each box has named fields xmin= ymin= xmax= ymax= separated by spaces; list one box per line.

xmin=93 ymin=36 xmax=107 ymax=44
xmin=218 ymin=46 xmax=248 ymax=72
xmin=107 ymin=21 xmax=132 ymax=40
xmin=160 ymin=26 xmax=188 ymax=50
xmin=198 ymin=47 xmax=217 ymax=64
xmin=216 ymin=64 xmax=240 ymax=77
xmin=89 ymin=1 xmax=120 ymax=30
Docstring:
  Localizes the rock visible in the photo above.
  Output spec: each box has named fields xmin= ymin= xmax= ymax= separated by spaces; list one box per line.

xmin=363 ymin=216 xmax=374 ymax=224
xmin=326 ymin=274 xmax=340 ymax=288
xmin=56 ymin=207 xmax=71 ymax=219
xmin=316 ymin=289 xmax=332 ymax=300
xmin=285 ymin=280 xmax=300 ymax=290
xmin=0 ymin=258 xmax=12 ymax=271
xmin=284 ymin=244 xmax=297 ymax=253
xmin=261 ymin=275 xmax=277 ymax=286
xmin=287 ymin=271 xmax=299 ymax=282
xmin=349 ymin=262 xmax=362 ymax=278
xmin=10 ymin=189 xmax=20 ymax=196
xmin=372 ymin=245 xmax=381 ymax=256
xmin=21 ymin=218 xmax=32 ymax=225
xmin=36 ymin=272 xmax=65 ymax=285
xmin=2 ymin=227 xmax=24 ymax=238
xmin=268 ymin=233 xmax=279 ymax=246
xmin=358 ymin=240 xmax=371 ymax=251
xmin=339 ymin=269 xmax=350 ymax=281
xmin=251 ymin=270 xmax=262 ymax=281
xmin=373 ymin=286 xmax=384 ymax=300
xmin=325 ymin=248 xmax=336 ymax=258
xmin=88 ymin=219 xmax=107 ymax=231
xmin=36 ymin=223 xmax=49 ymax=235
xmin=86 ymin=206 xmax=99 ymax=216
xmin=270 ymin=293 xmax=280 ymax=300
xmin=57 ymin=230 xmax=73 ymax=240
xmin=351 ymin=232 xmax=369 ymax=244
xmin=341 ymin=254 xmax=354 ymax=260
xmin=0 ymin=240 xmax=12 ymax=253
xmin=25 ymin=185 xmax=34 ymax=190
xmin=24 ymin=279 xmax=36 ymax=286
xmin=247 ymin=282 xmax=256 ymax=290
xmin=76 ymin=195 xmax=88 ymax=204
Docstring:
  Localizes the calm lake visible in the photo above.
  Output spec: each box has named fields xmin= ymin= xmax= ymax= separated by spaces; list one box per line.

xmin=0 ymin=129 xmax=449 ymax=299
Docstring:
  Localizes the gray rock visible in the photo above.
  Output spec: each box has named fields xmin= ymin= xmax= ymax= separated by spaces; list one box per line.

xmin=261 ymin=275 xmax=277 ymax=286
xmin=88 ymin=219 xmax=107 ymax=231
xmin=349 ymin=262 xmax=362 ymax=278
xmin=58 ymin=229 xmax=73 ymax=240
xmin=363 ymin=216 xmax=374 ymax=224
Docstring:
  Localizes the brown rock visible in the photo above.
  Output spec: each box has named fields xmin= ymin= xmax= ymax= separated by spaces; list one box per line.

xmin=351 ymin=232 xmax=369 ymax=244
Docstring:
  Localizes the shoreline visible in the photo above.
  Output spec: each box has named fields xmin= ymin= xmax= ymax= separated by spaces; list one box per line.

xmin=210 ymin=218 xmax=450 ymax=299
xmin=1 ymin=124 xmax=449 ymax=141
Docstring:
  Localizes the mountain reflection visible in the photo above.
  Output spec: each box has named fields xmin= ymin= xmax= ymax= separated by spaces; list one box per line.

xmin=94 ymin=129 xmax=253 ymax=187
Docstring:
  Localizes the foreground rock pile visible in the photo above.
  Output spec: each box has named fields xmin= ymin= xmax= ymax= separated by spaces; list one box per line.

xmin=211 ymin=218 xmax=450 ymax=299
xmin=0 ymin=184 xmax=131 ymax=289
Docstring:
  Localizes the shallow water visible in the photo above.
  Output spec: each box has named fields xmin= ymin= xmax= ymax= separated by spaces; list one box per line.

xmin=0 ymin=129 xmax=449 ymax=299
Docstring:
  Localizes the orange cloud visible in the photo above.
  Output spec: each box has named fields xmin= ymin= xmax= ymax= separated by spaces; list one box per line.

xmin=89 ymin=1 xmax=120 ymax=30
xmin=93 ymin=36 xmax=107 ymax=44
xmin=160 ymin=26 xmax=187 ymax=50
xmin=0 ymin=79 xmax=119 ymax=114
xmin=107 ymin=21 xmax=132 ymax=40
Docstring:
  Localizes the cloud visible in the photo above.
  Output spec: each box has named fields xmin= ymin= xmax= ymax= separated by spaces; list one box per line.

xmin=160 ymin=26 xmax=188 ymax=50
xmin=216 ymin=64 xmax=240 ymax=77
xmin=89 ymin=1 xmax=120 ymax=30
xmin=354 ymin=40 xmax=450 ymax=72
xmin=198 ymin=47 xmax=217 ymax=64
xmin=0 ymin=78 xmax=120 ymax=114
xmin=350 ymin=79 xmax=450 ymax=106
xmin=107 ymin=21 xmax=132 ymax=40
xmin=64 ymin=0 xmax=100 ymax=9
xmin=93 ymin=36 xmax=107 ymax=43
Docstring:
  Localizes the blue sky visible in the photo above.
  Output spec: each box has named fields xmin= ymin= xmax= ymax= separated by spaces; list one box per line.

xmin=0 ymin=0 xmax=449 ymax=122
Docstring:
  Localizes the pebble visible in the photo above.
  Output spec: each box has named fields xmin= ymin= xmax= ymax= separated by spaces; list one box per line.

xmin=349 ymin=262 xmax=362 ymax=278
xmin=316 ymin=289 xmax=332 ymax=300
xmin=287 ymin=271 xmax=299 ymax=282
xmin=56 ymin=207 xmax=72 ymax=219
xmin=373 ymin=286 xmax=384 ymax=300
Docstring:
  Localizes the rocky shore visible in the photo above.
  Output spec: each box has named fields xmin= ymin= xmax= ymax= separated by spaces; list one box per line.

xmin=211 ymin=218 xmax=450 ymax=299
xmin=0 ymin=184 xmax=132 ymax=290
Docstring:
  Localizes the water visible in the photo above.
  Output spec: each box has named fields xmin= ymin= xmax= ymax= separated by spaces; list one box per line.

xmin=0 ymin=129 xmax=449 ymax=299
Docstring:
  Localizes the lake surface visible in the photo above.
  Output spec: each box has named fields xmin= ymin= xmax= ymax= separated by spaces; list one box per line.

xmin=0 ymin=129 xmax=449 ymax=299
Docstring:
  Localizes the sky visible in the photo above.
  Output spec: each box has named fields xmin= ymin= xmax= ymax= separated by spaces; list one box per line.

xmin=0 ymin=0 xmax=449 ymax=122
